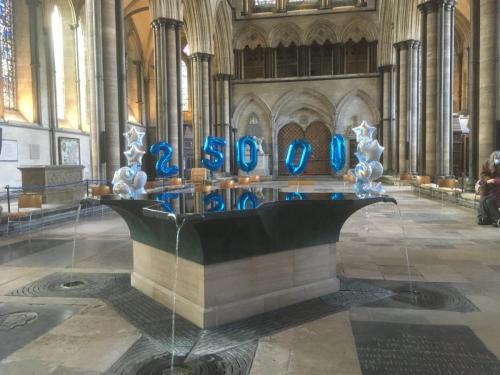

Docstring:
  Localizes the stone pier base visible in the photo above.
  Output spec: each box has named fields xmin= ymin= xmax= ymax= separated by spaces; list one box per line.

xmin=131 ymin=241 xmax=339 ymax=328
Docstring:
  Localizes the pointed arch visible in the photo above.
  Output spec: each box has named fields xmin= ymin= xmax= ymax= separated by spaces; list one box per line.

xmin=304 ymin=20 xmax=338 ymax=45
xmin=335 ymin=89 xmax=381 ymax=136
xmin=268 ymin=22 xmax=302 ymax=48
xmin=233 ymin=94 xmax=272 ymax=133
xmin=183 ymin=0 xmax=214 ymax=54
xmin=213 ymin=0 xmax=233 ymax=74
xmin=272 ymin=88 xmax=336 ymax=130
xmin=378 ymin=0 xmax=396 ymax=66
xmin=341 ymin=17 xmax=378 ymax=43
xmin=234 ymin=24 xmax=268 ymax=50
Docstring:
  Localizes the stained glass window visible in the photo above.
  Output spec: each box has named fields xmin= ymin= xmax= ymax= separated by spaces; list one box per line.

xmin=52 ymin=5 xmax=65 ymax=119
xmin=181 ymin=59 xmax=189 ymax=111
xmin=254 ymin=0 xmax=275 ymax=6
xmin=0 ymin=0 xmax=16 ymax=110
xmin=287 ymin=0 xmax=319 ymax=8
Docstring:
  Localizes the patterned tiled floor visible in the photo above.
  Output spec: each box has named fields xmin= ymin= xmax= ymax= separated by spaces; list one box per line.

xmin=0 ymin=184 xmax=500 ymax=374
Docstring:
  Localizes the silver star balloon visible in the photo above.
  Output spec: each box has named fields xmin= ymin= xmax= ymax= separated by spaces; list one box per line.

xmin=351 ymin=121 xmax=385 ymax=197
xmin=123 ymin=144 xmax=146 ymax=166
xmin=366 ymin=140 xmax=384 ymax=162
xmin=124 ymin=127 xmax=145 ymax=147
xmin=352 ymin=121 xmax=377 ymax=143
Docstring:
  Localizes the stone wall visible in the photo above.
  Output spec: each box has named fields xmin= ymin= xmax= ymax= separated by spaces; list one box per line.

xmin=233 ymin=74 xmax=380 ymax=176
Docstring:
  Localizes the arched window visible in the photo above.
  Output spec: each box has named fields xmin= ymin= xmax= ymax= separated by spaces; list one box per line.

xmin=181 ymin=59 xmax=189 ymax=111
xmin=276 ymin=43 xmax=298 ymax=78
xmin=345 ymin=38 xmax=368 ymax=74
xmin=310 ymin=41 xmax=333 ymax=76
xmin=0 ymin=0 xmax=16 ymax=110
xmin=51 ymin=5 xmax=65 ymax=119
xmin=76 ymin=22 xmax=87 ymax=128
xmin=243 ymin=46 xmax=265 ymax=79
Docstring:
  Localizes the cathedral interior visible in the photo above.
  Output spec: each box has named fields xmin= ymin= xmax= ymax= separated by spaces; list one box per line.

xmin=1 ymin=0 xmax=500 ymax=374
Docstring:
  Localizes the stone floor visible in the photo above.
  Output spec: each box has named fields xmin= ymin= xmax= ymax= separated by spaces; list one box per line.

xmin=0 ymin=184 xmax=500 ymax=374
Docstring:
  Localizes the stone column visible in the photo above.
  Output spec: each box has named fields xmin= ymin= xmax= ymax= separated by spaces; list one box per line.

xmin=86 ymin=0 xmax=124 ymax=179
xmin=241 ymin=0 xmax=251 ymax=16
xmin=276 ymin=0 xmax=286 ymax=13
xmin=215 ymin=74 xmax=232 ymax=174
xmin=477 ymin=0 xmax=499 ymax=169
xmin=320 ymin=0 xmax=330 ymax=10
xmin=115 ymin=0 xmax=128 ymax=166
xmin=191 ymin=53 xmax=213 ymax=168
xmin=418 ymin=0 xmax=455 ymax=178
xmin=26 ymin=0 xmax=41 ymax=124
xmin=395 ymin=40 xmax=421 ymax=174
xmin=468 ymin=0 xmax=480 ymax=178
xmin=151 ymin=18 xmax=183 ymax=170
xmin=379 ymin=65 xmax=396 ymax=174
xmin=395 ymin=42 xmax=409 ymax=174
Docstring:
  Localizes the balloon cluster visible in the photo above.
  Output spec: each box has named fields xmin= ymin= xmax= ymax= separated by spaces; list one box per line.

xmin=351 ymin=121 xmax=385 ymax=197
xmin=112 ymin=127 xmax=148 ymax=199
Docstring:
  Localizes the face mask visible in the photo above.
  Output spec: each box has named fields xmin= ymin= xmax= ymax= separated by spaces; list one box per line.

xmin=495 ymin=159 xmax=500 ymax=166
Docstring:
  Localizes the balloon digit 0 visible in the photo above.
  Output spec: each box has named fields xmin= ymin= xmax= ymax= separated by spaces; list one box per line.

xmin=285 ymin=139 xmax=312 ymax=176
xmin=236 ymin=136 xmax=258 ymax=173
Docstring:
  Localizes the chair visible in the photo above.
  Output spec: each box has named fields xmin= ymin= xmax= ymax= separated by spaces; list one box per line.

xmin=145 ymin=180 xmax=156 ymax=190
xmin=91 ymin=185 xmax=112 ymax=198
xmin=413 ymin=175 xmax=436 ymax=196
xmin=190 ymin=168 xmax=208 ymax=184
xmin=437 ymin=178 xmax=460 ymax=203
xmin=219 ymin=179 xmax=235 ymax=189
xmin=6 ymin=193 xmax=43 ymax=235
xmin=398 ymin=173 xmax=413 ymax=187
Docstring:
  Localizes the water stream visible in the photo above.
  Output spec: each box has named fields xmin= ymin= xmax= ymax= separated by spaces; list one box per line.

xmin=68 ymin=204 xmax=82 ymax=286
xmin=392 ymin=203 xmax=415 ymax=296
xmin=170 ymin=215 xmax=186 ymax=374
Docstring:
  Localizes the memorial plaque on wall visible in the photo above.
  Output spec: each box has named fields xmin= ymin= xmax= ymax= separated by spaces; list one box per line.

xmin=352 ymin=321 xmax=500 ymax=375
xmin=0 ymin=139 xmax=18 ymax=161
xmin=58 ymin=137 xmax=80 ymax=165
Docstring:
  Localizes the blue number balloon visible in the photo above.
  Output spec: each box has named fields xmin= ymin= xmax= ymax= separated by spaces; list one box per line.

xmin=201 ymin=136 xmax=226 ymax=172
xmin=236 ymin=191 xmax=259 ymax=210
xmin=235 ymin=136 xmax=258 ymax=173
xmin=150 ymin=141 xmax=179 ymax=177
xmin=285 ymin=139 xmax=312 ymax=176
xmin=330 ymin=134 xmax=346 ymax=172
xmin=156 ymin=192 xmax=179 ymax=213
xmin=203 ymin=192 xmax=225 ymax=212
xmin=285 ymin=192 xmax=305 ymax=201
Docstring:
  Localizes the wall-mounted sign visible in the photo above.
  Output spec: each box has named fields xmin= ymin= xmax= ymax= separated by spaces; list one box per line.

xmin=0 ymin=139 xmax=18 ymax=162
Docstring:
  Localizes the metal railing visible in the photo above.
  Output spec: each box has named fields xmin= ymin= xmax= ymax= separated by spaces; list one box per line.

xmin=1 ymin=179 xmax=110 ymax=214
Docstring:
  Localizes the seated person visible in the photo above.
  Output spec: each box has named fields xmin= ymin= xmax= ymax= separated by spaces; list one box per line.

xmin=478 ymin=151 xmax=500 ymax=227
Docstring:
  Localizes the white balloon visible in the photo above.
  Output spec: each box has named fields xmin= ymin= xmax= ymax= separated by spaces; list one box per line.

xmin=131 ymin=171 xmax=147 ymax=196
xmin=113 ymin=181 xmax=131 ymax=199
xmin=369 ymin=161 xmax=384 ymax=180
